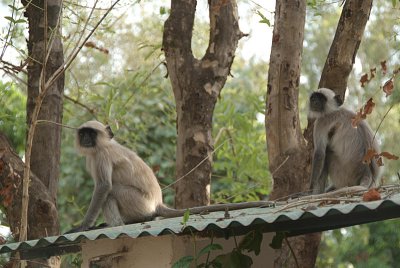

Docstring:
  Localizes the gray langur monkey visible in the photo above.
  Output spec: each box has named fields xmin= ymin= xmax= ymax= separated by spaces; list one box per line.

xmin=308 ymin=88 xmax=382 ymax=194
xmin=67 ymin=120 xmax=270 ymax=233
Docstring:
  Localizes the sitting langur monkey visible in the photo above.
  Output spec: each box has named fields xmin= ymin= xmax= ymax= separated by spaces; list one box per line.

xmin=68 ymin=120 xmax=271 ymax=233
xmin=308 ymin=88 xmax=382 ymax=194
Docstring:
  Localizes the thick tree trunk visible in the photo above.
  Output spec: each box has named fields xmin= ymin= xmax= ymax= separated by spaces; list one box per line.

xmin=163 ymin=0 xmax=242 ymax=208
xmin=318 ymin=0 xmax=373 ymax=101
xmin=23 ymin=0 xmax=64 ymax=205
xmin=10 ymin=0 xmax=64 ymax=266
xmin=265 ymin=1 xmax=321 ymax=267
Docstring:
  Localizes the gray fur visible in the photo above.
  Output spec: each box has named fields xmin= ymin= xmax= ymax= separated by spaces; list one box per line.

xmin=309 ymin=88 xmax=382 ymax=194
xmin=68 ymin=121 xmax=272 ymax=233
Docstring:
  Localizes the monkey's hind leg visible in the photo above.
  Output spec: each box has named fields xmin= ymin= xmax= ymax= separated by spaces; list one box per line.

xmin=103 ymin=196 xmax=125 ymax=227
xmin=358 ymin=164 xmax=378 ymax=189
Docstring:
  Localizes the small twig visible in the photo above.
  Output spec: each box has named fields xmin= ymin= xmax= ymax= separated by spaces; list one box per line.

xmin=161 ymin=139 xmax=230 ymax=191
xmin=205 ymin=234 xmax=214 ymax=266
xmin=372 ymin=104 xmax=393 ymax=143
xmin=20 ymin=0 xmax=120 ymax=243
xmin=0 ymin=0 xmax=17 ymax=60
xmin=119 ymin=61 xmax=164 ymax=112
xmin=284 ymin=235 xmax=299 ymax=268
xmin=271 ymin=156 xmax=289 ymax=176
xmin=45 ymin=0 xmax=121 ymax=90
xmin=272 ymin=197 xmax=359 ymax=213
xmin=36 ymin=120 xmax=77 ymax=129
xmin=64 ymin=94 xmax=96 ymax=114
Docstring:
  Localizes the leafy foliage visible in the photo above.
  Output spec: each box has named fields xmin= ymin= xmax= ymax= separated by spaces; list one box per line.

xmin=318 ymin=220 xmax=400 ymax=268
xmin=212 ymin=58 xmax=270 ymax=203
xmin=172 ymin=230 xmax=263 ymax=268
xmin=0 ymin=82 xmax=26 ymax=154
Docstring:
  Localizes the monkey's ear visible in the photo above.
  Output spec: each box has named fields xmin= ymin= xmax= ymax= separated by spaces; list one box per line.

xmin=334 ymin=95 xmax=343 ymax=106
xmin=105 ymin=125 xmax=114 ymax=139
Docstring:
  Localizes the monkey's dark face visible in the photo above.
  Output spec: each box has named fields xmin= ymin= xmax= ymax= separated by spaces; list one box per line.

xmin=78 ymin=128 xmax=98 ymax=148
xmin=309 ymin=92 xmax=327 ymax=113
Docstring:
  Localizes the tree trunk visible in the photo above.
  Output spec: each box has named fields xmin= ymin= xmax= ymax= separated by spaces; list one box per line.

xmin=266 ymin=0 xmax=374 ymax=267
xmin=162 ymin=0 xmax=242 ymax=208
xmin=318 ymin=0 xmax=373 ymax=101
xmin=265 ymin=1 xmax=321 ymax=267
xmin=23 ymin=0 xmax=64 ymax=206
xmin=0 ymin=134 xmax=59 ymax=266
xmin=11 ymin=0 xmax=65 ymax=266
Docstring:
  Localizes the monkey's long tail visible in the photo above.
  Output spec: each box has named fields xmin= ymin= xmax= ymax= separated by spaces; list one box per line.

xmin=156 ymin=201 xmax=273 ymax=218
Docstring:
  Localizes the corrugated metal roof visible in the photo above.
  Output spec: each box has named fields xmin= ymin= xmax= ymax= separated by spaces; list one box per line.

xmin=2 ymin=189 xmax=400 ymax=260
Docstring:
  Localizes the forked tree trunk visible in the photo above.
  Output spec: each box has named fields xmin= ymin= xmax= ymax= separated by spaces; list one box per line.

xmin=163 ymin=0 xmax=242 ymax=208
xmin=266 ymin=0 xmax=374 ymax=267
xmin=265 ymin=1 xmax=320 ymax=267
xmin=318 ymin=0 xmax=373 ymax=101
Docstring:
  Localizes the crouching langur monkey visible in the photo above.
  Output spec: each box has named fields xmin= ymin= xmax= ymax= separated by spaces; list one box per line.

xmin=308 ymin=88 xmax=382 ymax=194
xmin=67 ymin=120 xmax=271 ymax=233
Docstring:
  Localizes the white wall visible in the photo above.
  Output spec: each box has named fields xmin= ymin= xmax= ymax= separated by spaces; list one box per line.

xmin=81 ymin=233 xmax=274 ymax=268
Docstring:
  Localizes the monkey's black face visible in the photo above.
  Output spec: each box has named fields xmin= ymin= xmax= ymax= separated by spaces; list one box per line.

xmin=309 ymin=92 xmax=327 ymax=112
xmin=78 ymin=128 xmax=97 ymax=148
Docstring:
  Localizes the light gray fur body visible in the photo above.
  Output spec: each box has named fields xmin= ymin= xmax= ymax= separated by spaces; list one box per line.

xmin=309 ymin=88 xmax=381 ymax=194
xmin=70 ymin=121 xmax=270 ymax=232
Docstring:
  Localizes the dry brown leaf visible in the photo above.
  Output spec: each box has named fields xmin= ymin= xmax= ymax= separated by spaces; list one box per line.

xmin=383 ymin=79 xmax=394 ymax=97
xmin=380 ymin=60 xmax=387 ymax=75
xmin=351 ymin=109 xmax=365 ymax=127
xmin=370 ymin=68 xmax=376 ymax=79
xmin=379 ymin=151 xmax=399 ymax=160
xmin=84 ymin=41 xmax=96 ymax=48
xmin=362 ymin=188 xmax=381 ymax=202
xmin=364 ymin=98 xmax=375 ymax=115
xmin=84 ymin=41 xmax=109 ymax=55
xmin=360 ymin=73 xmax=369 ymax=87
xmin=363 ymin=148 xmax=377 ymax=164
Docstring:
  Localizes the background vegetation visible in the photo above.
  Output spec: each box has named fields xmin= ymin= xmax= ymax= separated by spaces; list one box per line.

xmin=0 ymin=0 xmax=399 ymax=266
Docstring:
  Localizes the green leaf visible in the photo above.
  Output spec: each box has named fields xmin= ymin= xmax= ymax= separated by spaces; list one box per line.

xmin=15 ymin=19 xmax=26 ymax=24
xmin=238 ymin=230 xmax=263 ymax=256
xmin=4 ymin=16 xmax=16 ymax=23
xmin=269 ymin=232 xmax=287 ymax=249
xmin=8 ymin=4 xmax=17 ymax=11
xmin=172 ymin=255 xmax=194 ymax=268
xmin=181 ymin=209 xmax=190 ymax=225
xmin=197 ymin=243 xmax=223 ymax=258
xmin=256 ymin=11 xmax=270 ymax=26
xmin=211 ymin=250 xmax=253 ymax=268
xmin=160 ymin=6 xmax=167 ymax=15
xmin=392 ymin=0 xmax=397 ymax=7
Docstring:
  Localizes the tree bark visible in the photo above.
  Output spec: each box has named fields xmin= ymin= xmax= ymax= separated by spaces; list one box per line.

xmin=265 ymin=1 xmax=321 ymax=267
xmin=23 ymin=0 xmax=64 ymax=206
xmin=305 ymin=0 xmax=374 ymax=143
xmin=10 ymin=0 xmax=65 ymax=266
xmin=163 ymin=0 xmax=242 ymax=208
xmin=318 ymin=0 xmax=373 ymax=101
xmin=0 ymin=133 xmax=59 ymax=266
